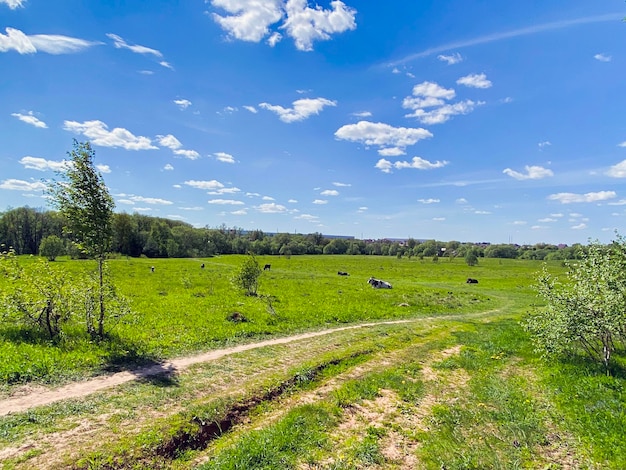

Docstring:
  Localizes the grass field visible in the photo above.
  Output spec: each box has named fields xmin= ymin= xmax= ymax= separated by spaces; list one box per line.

xmin=1 ymin=255 xmax=625 ymax=469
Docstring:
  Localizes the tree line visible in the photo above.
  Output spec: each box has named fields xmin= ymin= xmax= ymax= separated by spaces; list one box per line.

xmin=0 ymin=205 xmax=583 ymax=260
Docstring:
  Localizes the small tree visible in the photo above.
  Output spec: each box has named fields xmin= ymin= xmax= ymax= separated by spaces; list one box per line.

xmin=39 ymin=235 xmax=65 ymax=261
xmin=524 ymin=236 xmax=626 ymax=372
xmin=232 ymin=252 xmax=262 ymax=296
xmin=48 ymin=140 xmax=115 ymax=339
xmin=0 ymin=248 xmax=71 ymax=339
xmin=465 ymin=252 xmax=479 ymax=266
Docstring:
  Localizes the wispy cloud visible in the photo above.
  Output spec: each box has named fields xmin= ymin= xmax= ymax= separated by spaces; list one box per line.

xmin=375 ymin=156 xmax=448 ymax=173
xmin=548 ymin=191 xmax=616 ymax=204
xmin=19 ymin=156 xmax=69 ymax=171
xmin=0 ymin=178 xmax=47 ymax=191
xmin=11 ymin=111 xmax=47 ymax=128
xmin=174 ymin=99 xmax=192 ymax=109
xmin=437 ymin=52 xmax=463 ymax=65
xmin=388 ymin=12 xmax=624 ymax=66
xmin=1 ymin=27 xmax=101 ymax=54
xmin=106 ymin=33 xmax=162 ymax=57
xmin=594 ymin=53 xmax=612 ymax=62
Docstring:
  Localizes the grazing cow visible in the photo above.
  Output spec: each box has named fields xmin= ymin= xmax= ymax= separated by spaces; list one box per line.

xmin=264 ymin=264 xmax=271 ymax=271
xmin=150 ymin=266 xmax=155 ymax=273
xmin=337 ymin=271 xmax=349 ymax=276
xmin=466 ymin=278 xmax=478 ymax=284
xmin=200 ymin=263 xmax=205 ymax=269
xmin=368 ymin=277 xmax=392 ymax=289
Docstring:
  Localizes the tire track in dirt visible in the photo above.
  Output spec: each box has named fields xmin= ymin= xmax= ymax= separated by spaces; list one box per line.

xmin=0 ymin=320 xmax=415 ymax=417
xmin=0 ymin=309 xmax=499 ymax=417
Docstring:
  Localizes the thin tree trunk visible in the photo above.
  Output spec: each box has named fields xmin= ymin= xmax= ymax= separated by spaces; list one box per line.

xmin=98 ymin=256 xmax=105 ymax=338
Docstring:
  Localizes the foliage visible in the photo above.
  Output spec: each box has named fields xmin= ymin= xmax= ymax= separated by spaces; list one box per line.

xmin=524 ymin=236 xmax=626 ymax=371
xmin=39 ymin=234 xmax=65 ymax=261
xmin=465 ymin=251 xmax=479 ymax=266
xmin=231 ymin=252 xmax=262 ymax=296
xmin=0 ymin=248 xmax=72 ymax=339
xmin=47 ymin=140 xmax=115 ymax=339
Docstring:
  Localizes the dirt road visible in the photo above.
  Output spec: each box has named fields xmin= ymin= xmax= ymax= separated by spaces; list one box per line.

xmin=0 ymin=320 xmax=414 ymax=417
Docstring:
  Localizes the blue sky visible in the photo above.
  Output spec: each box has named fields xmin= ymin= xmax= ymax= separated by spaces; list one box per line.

xmin=1 ymin=0 xmax=625 ymax=245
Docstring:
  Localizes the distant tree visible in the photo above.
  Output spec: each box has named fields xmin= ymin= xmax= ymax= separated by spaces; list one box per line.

xmin=39 ymin=235 xmax=65 ymax=261
xmin=47 ymin=140 xmax=115 ymax=339
xmin=232 ymin=253 xmax=263 ymax=296
xmin=524 ymin=236 xmax=626 ymax=373
xmin=465 ymin=251 xmax=479 ymax=266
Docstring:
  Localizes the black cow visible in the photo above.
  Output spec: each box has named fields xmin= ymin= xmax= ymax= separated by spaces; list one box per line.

xmin=264 ymin=264 xmax=271 ymax=271
xmin=201 ymin=263 xmax=205 ymax=269
xmin=150 ymin=266 xmax=155 ymax=273
xmin=368 ymin=277 xmax=392 ymax=289
xmin=338 ymin=271 xmax=349 ymax=276
xmin=466 ymin=278 xmax=478 ymax=284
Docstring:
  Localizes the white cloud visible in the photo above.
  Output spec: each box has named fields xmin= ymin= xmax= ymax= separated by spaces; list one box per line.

xmin=185 ymin=180 xmax=224 ymax=190
xmin=437 ymin=52 xmax=463 ymax=64
xmin=375 ymin=159 xmax=393 ymax=174
xmin=1 ymin=0 xmax=25 ymax=9
xmin=63 ymin=120 xmax=157 ymax=150
xmin=288 ymin=198 xmax=298 ymax=203
xmin=211 ymin=0 xmax=284 ymax=43
xmin=572 ymin=223 xmax=588 ymax=230
xmin=607 ymin=160 xmax=626 ymax=177
xmin=256 ymin=202 xmax=287 ymax=213
xmin=260 ymin=97 xmax=336 ymax=123
xmin=208 ymin=199 xmax=244 ymax=205
xmin=332 ymin=182 xmax=351 ymax=187
xmin=619 ymin=141 xmax=626 ymax=148
xmin=456 ymin=73 xmax=492 ymax=89
xmin=0 ymin=27 xmax=101 ymax=54
xmin=267 ymin=31 xmax=282 ymax=46
xmin=538 ymin=141 xmax=551 ymax=148
xmin=538 ymin=218 xmax=557 ymax=223
xmin=357 ymin=206 xmax=368 ymax=212
xmin=0 ymin=178 xmax=47 ymax=191
xmin=548 ymin=191 xmax=616 ymax=204
xmin=231 ymin=209 xmax=248 ymax=215
xmin=159 ymin=61 xmax=174 ymax=70
xmin=474 ymin=210 xmax=491 ymax=215
xmin=96 ymin=164 xmax=111 ymax=174
xmin=433 ymin=217 xmax=446 ymax=221
xmin=179 ymin=206 xmax=204 ymax=211
xmin=320 ymin=189 xmax=339 ymax=196
xmin=19 ymin=156 xmax=69 ymax=171
xmin=174 ymin=99 xmax=192 ymax=109
xmin=214 ymin=152 xmax=236 ymax=163
xmin=106 ymin=33 xmax=162 ymax=57
xmin=282 ymin=0 xmax=357 ymax=51
xmin=262 ymin=195 xmax=275 ymax=200
xmin=157 ymin=134 xmax=182 ymax=149
xmin=335 ymin=121 xmax=432 ymax=152
xmin=418 ymin=198 xmax=440 ymax=204
xmin=174 ymin=149 xmax=201 ymax=160
xmin=407 ymin=100 xmax=484 ymax=125
xmin=11 ymin=111 xmax=47 ymax=128
xmin=503 ymin=165 xmax=554 ymax=180
xmin=512 ymin=221 xmax=527 ymax=225
xmin=128 ymin=195 xmax=173 ymax=205
xmin=295 ymin=213 xmax=319 ymax=221
xmin=210 ymin=0 xmax=356 ymax=51
xmin=313 ymin=199 xmax=328 ymax=205
xmin=378 ymin=147 xmax=406 ymax=157
xmin=209 ymin=187 xmax=241 ymax=195
xmin=402 ymin=81 xmax=483 ymax=125
xmin=393 ymin=156 xmax=449 ymax=171
xmin=352 ymin=111 xmax=372 ymax=117
xmin=594 ymin=53 xmax=612 ymax=62
xmin=243 ymin=105 xmax=258 ymax=113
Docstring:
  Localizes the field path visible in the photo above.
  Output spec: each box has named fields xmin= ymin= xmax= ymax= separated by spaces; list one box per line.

xmin=0 ymin=319 xmax=417 ymax=417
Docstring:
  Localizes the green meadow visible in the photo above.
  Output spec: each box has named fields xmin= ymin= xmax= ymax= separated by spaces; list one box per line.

xmin=1 ymin=255 xmax=625 ymax=469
